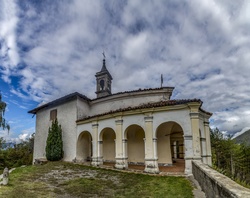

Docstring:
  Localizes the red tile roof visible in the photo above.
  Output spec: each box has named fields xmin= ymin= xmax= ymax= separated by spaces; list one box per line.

xmin=28 ymin=92 xmax=90 ymax=114
xmin=28 ymin=87 xmax=174 ymax=114
xmin=76 ymin=99 xmax=212 ymax=122
xmin=91 ymin=87 xmax=174 ymax=101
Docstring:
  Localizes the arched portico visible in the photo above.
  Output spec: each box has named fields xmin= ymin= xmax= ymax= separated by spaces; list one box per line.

xmin=156 ymin=121 xmax=184 ymax=171
xmin=125 ymin=124 xmax=145 ymax=165
xmin=99 ymin=127 xmax=116 ymax=163
xmin=76 ymin=131 xmax=92 ymax=162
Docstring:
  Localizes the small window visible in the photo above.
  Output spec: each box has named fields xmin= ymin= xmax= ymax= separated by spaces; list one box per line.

xmin=50 ymin=109 xmax=57 ymax=121
xmin=100 ymin=79 xmax=104 ymax=90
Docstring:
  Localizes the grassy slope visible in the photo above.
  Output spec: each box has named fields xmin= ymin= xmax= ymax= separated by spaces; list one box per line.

xmin=0 ymin=162 xmax=194 ymax=198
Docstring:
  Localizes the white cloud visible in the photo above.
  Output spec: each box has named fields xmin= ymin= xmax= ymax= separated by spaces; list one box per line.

xmin=0 ymin=0 xmax=250 ymax=135
xmin=0 ymin=0 xmax=20 ymax=83
xmin=0 ymin=127 xmax=34 ymax=143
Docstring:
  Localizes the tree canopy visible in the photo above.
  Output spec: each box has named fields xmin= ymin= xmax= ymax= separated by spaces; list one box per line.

xmin=211 ymin=128 xmax=250 ymax=187
xmin=0 ymin=93 xmax=10 ymax=131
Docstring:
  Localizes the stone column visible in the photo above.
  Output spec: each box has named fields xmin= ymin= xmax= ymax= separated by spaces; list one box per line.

xmin=91 ymin=122 xmax=102 ymax=166
xmin=184 ymin=135 xmax=193 ymax=175
xmin=204 ymin=121 xmax=212 ymax=166
xmin=186 ymin=102 xmax=202 ymax=175
xmin=200 ymin=128 xmax=207 ymax=164
xmin=98 ymin=140 xmax=103 ymax=164
xmin=173 ymin=141 xmax=177 ymax=159
xmin=144 ymin=116 xmax=159 ymax=174
xmin=190 ymin=112 xmax=202 ymax=160
xmin=114 ymin=118 xmax=128 ymax=169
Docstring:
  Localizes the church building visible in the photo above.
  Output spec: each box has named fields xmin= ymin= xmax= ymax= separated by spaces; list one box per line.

xmin=29 ymin=57 xmax=212 ymax=174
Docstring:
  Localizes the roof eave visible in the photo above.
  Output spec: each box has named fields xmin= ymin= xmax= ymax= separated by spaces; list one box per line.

xmin=28 ymin=92 xmax=90 ymax=114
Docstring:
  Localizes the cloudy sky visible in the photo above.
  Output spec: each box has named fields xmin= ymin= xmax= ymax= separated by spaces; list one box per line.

xmin=0 ymin=0 xmax=250 ymax=142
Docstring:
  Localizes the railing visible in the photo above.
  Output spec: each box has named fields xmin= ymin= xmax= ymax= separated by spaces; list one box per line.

xmin=192 ymin=160 xmax=250 ymax=198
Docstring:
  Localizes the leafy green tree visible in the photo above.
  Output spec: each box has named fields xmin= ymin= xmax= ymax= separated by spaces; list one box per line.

xmin=211 ymin=128 xmax=250 ymax=186
xmin=46 ymin=119 xmax=63 ymax=161
xmin=0 ymin=93 xmax=10 ymax=132
xmin=0 ymin=135 xmax=34 ymax=170
xmin=0 ymin=137 xmax=6 ymax=170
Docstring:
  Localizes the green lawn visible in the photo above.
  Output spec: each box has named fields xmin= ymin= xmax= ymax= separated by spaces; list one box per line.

xmin=0 ymin=162 xmax=194 ymax=198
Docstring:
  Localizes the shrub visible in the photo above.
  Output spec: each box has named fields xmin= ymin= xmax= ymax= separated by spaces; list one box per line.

xmin=46 ymin=119 xmax=63 ymax=161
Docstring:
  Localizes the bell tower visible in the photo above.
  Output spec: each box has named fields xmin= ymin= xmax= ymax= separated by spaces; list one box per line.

xmin=95 ymin=53 xmax=113 ymax=98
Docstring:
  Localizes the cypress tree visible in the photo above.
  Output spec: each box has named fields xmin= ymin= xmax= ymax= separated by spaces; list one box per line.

xmin=46 ymin=119 xmax=63 ymax=161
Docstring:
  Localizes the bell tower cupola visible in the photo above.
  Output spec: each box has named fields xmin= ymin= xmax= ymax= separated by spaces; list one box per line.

xmin=95 ymin=52 xmax=113 ymax=98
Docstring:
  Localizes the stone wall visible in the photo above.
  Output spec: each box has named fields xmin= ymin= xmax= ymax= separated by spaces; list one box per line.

xmin=192 ymin=160 xmax=250 ymax=198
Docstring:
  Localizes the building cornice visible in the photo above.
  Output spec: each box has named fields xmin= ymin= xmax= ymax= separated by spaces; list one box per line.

xmin=90 ymin=87 xmax=174 ymax=104
xmin=76 ymin=99 xmax=210 ymax=124
xmin=28 ymin=92 xmax=91 ymax=114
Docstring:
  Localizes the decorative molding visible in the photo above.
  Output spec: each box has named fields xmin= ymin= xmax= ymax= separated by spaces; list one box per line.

xmin=92 ymin=123 xmax=99 ymax=128
xmin=204 ymin=121 xmax=210 ymax=126
xmin=200 ymin=137 xmax=206 ymax=141
xmin=122 ymin=139 xmax=127 ymax=143
xmin=145 ymin=158 xmax=158 ymax=161
xmin=115 ymin=157 xmax=128 ymax=160
xmin=190 ymin=112 xmax=199 ymax=118
xmin=184 ymin=135 xmax=193 ymax=140
xmin=185 ymin=157 xmax=202 ymax=160
xmin=144 ymin=116 xmax=153 ymax=122
xmin=115 ymin=119 xmax=123 ymax=125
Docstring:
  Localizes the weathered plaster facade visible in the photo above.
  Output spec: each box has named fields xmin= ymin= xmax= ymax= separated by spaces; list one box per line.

xmin=29 ymin=58 xmax=212 ymax=174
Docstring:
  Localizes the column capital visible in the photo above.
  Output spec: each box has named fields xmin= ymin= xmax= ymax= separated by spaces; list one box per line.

xmin=122 ymin=139 xmax=127 ymax=143
xmin=144 ymin=116 xmax=153 ymax=122
xmin=204 ymin=121 xmax=210 ymax=126
xmin=92 ymin=123 xmax=99 ymax=128
xmin=115 ymin=119 xmax=123 ymax=125
xmin=184 ymin=135 xmax=193 ymax=140
xmin=190 ymin=112 xmax=199 ymax=119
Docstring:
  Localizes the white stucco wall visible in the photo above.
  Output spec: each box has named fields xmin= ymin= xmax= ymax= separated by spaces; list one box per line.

xmin=102 ymin=129 xmax=116 ymax=161
xmin=77 ymin=98 xmax=90 ymax=119
xmin=33 ymin=108 xmax=51 ymax=161
xmin=88 ymin=88 xmax=172 ymax=117
xmin=153 ymin=109 xmax=191 ymax=136
xmin=33 ymin=100 xmax=78 ymax=162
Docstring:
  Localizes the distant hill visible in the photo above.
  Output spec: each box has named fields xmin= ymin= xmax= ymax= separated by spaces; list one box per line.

xmin=1 ymin=142 xmax=15 ymax=149
xmin=233 ymin=129 xmax=250 ymax=146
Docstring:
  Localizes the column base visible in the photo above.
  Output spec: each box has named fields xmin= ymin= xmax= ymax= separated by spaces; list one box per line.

xmin=115 ymin=158 xmax=128 ymax=170
xmin=207 ymin=156 xmax=212 ymax=166
xmin=144 ymin=159 xmax=159 ymax=174
xmin=91 ymin=157 xmax=103 ymax=166
xmin=184 ymin=157 xmax=202 ymax=175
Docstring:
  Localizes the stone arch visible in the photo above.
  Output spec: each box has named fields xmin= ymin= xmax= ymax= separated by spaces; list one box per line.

xmin=125 ymin=124 xmax=145 ymax=164
xmin=99 ymin=127 xmax=116 ymax=162
xmin=76 ymin=131 xmax=92 ymax=162
xmin=156 ymin=121 xmax=184 ymax=165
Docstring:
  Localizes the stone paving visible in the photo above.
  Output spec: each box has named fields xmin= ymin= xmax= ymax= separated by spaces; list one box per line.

xmin=102 ymin=159 xmax=185 ymax=175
